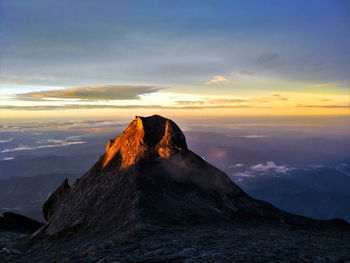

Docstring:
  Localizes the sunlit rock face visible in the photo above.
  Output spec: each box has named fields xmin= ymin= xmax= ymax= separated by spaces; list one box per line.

xmin=103 ymin=115 xmax=187 ymax=168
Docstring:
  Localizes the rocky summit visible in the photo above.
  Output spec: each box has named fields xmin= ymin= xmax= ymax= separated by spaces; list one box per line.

xmin=103 ymin=115 xmax=187 ymax=168
xmin=4 ymin=115 xmax=350 ymax=263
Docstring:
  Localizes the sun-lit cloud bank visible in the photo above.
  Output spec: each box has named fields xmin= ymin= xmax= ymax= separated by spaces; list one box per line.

xmin=16 ymin=85 xmax=160 ymax=100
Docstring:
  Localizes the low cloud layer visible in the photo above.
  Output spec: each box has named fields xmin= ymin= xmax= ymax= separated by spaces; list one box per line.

xmin=16 ymin=85 xmax=161 ymax=101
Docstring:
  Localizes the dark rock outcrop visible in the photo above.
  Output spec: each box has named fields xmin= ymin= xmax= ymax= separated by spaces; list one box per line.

xmin=0 ymin=212 xmax=43 ymax=233
xmin=42 ymin=178 xmax=70 ymax=221
xmin=33 ymin=115 xmax=349 ymax=241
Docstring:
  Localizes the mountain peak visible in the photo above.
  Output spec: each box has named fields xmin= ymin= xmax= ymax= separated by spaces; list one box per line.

xmin=34 ymin=114 xmax=349 ymax=244
xmin=103 ymin=115 xmax=187 ymax=168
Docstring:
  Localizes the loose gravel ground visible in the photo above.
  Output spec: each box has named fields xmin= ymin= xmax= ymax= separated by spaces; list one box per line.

xmin=1 ymin=224 xmax=350 ymax=263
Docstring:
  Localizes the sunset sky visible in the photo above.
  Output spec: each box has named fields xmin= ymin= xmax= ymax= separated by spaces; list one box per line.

xmin=1 ymin=0 xmax=349 ymax=120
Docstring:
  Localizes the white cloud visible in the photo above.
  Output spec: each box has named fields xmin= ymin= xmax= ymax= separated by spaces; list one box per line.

xmin=250 ymin=161 xmax=291 ymax=174
xmin=2 ymin=157 xmax=14 ymax=161
xmin=308 ymin=164 xmax=324 ymax=169
xmin=205 ymin=75 xmax=229 ymax=85
xmin=0 ymin=138 xmax=13 ymax=143
xmin=228 ymin=163 xmax=245 ymax=168
xmin=232 ymin=172 xmax=254 ymax=177
xmin=240 ymin=135 xmax=265 ymax=138
xmin=230 ymin=161 xmax=293 ymax=181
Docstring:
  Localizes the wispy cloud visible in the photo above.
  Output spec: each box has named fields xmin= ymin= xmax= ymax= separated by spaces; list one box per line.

xmin=232 ymin=161 xmax=293 ymax=179
xmin=16 ymin=85 xmax=161 ymax=101
xmin=232 ymin=172 xmax=255 ymax=178
xmin=250 ymin=161 xmax=291 ymax=174
xmin=2 ymin=157 xmax=15 ymax=161
xmin=240 ymin=135 xmax=265 ymax=138
xmin=205 ymin=75 xmax=229 ymax=85
xmin=176 ymin=101 xmax=205 ymax=106
xmin=176 ymin=94 xmax=288 ymax=106
xmin=0 ymin=120 xmax=128 ymax=132
xmin=309 ymin=82 xmax=342 ymax=88
xmin=176 ymin=98 xmax=246 ymax=106
xmin=297 ymin=105 xmax=349 ymax=108
xmin=207 ymin=98 xmax=247 ymax=104
xmin=228 ymin=163 xmax=245 ymax=168
xmin=248 ymin=94 xmax=289 ymax=103
xmin=0 ymin=138 xmax=13 ymax=143
xmin=271 ymin=94 xmax=288 ymax=101
xmin=1 ymin=139 xmax=87 ymax=153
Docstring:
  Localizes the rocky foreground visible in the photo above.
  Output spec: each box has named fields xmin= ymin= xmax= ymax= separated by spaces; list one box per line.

xmin=1 ymin=224 xmax=350 ymax=263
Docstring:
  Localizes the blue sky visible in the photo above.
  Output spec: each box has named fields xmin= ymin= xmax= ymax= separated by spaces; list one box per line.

xmin=0 ymin=0 xmax=349 ymax=118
